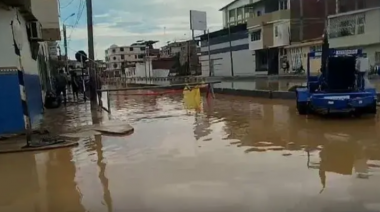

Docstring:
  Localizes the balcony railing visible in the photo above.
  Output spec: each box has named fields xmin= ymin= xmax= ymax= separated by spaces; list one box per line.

xmin=328 ymin=7 xmax=380 ymax=48
xmin=247 ymin=9 xmax=290 ymax=27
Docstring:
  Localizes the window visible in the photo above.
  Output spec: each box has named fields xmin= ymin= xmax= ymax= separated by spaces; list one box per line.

xmin=279 ymin=0 xmax=288 ymax=10
xmin=275 ymin=26 xmax=278 ymax=37
xmin=251 ymin=30 xmax=261 ymax=41
xmin=140 ymin=47 xmax=145 ymax=51
xmin=237 ymin=7 xmax=243 ymax=21
xmin=245 ymin=7 xmax=251 ymax=18
xmin=113 ymin=63 xmax=117 ymax=68
xmin=256 ymin=11 xmax=261 ymax=16
xmin=229 ymin=9 xmax=235 ymax=21
xmin=121 ymin=55 xmax=124 ymax=59
xmin=375 ymin=52 xmax=380 ymax=64
xmin=357 ymin=14 xmax=365 ymax=34
xmin=138 ymin=54 xmax=144 ymax=59
xmin=130 ymin=47 xmax=134 ymax=51
xmin=120 ymin=47 xmax=124 ymax=51
xmin=329 ymin=15 xmax=358 ymax=38
xmin=112 ymin=49 xmax=115 ymax=53
xmin=113 ymin=56 xmax=116 ymax=60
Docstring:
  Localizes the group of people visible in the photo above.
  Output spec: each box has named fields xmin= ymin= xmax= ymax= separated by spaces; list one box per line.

xmin=55 ymin=69 xmax=82 ymax=104
xmin=52 ymin=69 xmax=103 ymax=105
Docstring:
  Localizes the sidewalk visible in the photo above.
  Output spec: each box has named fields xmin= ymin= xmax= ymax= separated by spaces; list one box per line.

xmin=0 ymin=102 xmax=134 ymax=154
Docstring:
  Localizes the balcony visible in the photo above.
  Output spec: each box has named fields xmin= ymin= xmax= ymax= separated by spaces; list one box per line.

xmin=328 ymin=7 xmax=380 ymax=48
xmin=247 ymin=9 xmax=290 ymax=28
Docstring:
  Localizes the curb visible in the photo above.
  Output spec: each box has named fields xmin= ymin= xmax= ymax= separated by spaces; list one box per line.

xmin=0 ymin=140 xmax=78 ymax=154
xmin=213 ymin=88 xmax=296 ymax=99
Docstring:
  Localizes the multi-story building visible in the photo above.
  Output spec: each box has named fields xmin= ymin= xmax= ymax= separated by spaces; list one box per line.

xmin=160 ymin=42 xmax=182 ymax=58
xmin=105 ymin=44 xmax=148 ymax=75
xmin=245 ymin=0 xmax=338 ymax=75
xmin=0 ymin=0 xmax=60 ymax=134
xmin=328 ymin=1 xmax=380 ymax=66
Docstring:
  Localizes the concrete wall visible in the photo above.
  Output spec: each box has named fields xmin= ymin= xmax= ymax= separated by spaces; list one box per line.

xmin=199 ymin=30 xmax=256 ymax=77
xmin=126 ymin=60 xmax=170 ymax=78
xmin=31 ymin=0 xmax=59 ymax=29
xmin=328 ymin=8 xmax=380 ymax=48
xmin=0 ymin=7 xmax=46 ymax=134
xmin=273 ymin=20 xmax=290 ymax=47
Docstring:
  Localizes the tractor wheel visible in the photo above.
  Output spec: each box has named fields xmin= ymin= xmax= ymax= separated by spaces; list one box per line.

xmin=368 ymin=101 xmax=377 ymax=114
xmin=297 ymin=101 xmax=308 ymax=115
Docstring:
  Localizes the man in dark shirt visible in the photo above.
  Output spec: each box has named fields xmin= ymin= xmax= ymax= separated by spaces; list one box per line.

xmin=55 ymin=70 xmax=68 ymax=105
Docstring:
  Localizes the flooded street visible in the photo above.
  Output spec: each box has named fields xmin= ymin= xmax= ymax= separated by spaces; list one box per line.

xmin=1 ymin=93 xmax=380 ymax=212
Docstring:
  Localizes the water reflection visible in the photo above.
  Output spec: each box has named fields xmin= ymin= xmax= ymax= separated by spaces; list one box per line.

xmin=2 ymin=93 xmax=380 ymax=211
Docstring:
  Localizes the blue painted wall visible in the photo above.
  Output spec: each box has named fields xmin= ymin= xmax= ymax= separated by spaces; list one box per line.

xmin=0 ymin=73 xmax=24 ymax=134
xmin=24 ymin=73 xmax=43 ymax=125
xmin=0 ymin=73 xmax=43 ymax=135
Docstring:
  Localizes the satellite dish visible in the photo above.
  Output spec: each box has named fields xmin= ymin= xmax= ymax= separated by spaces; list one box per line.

xmin=11 ymin=17 xmax=23 ymax=50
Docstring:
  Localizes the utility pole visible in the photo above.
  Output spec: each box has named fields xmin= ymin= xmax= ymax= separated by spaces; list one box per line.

xmin=63 ymin=24 xmax=68 ymax=73
xmin=228 ymin=26 xmax=234 ymax=76
xmin=86 ymin=0 xmax=96 ymax=105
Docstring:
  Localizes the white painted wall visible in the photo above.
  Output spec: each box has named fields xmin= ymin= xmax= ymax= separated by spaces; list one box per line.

xmin=200 ymin=38 xmax=247 ymax=52
xmin=0 ymin=7 xmax=46 ymax=76
xmin=273 ymin=21 xmax=290 ymax=47
xmin=125 ymin=60 xmax=170 ymax=78
xmin=328 ymin=8 xmax=380 ymax=48
xmin=199 ymin=49 xmax=255 ymax=77
xmin=32 ymin=0 xmax=59 ymax=29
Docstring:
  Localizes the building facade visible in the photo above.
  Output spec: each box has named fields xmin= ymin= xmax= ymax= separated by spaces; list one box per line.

xmin=328 ymin=6 xmax=380 ymax=66
xmin=0 ymin=0 xmax=60 ymax=135
xmin=199 ymin=23 xmax=257 ymax=77
xmin=245 ymin=0 xmax=338 ymax=74
xmin=105 ymin=44 xmax=147 ymax=72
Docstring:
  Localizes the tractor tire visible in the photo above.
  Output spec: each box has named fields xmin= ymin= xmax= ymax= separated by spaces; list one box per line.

xmin=297 ymin=101 xmax=308 ymax=115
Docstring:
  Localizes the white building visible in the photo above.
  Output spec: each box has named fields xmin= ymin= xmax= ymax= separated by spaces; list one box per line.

xmin=0 ymin=0 xmax=60 ymax=135
xmin=328 ymin=7 xmax=380 ymax=66
xmin=246 ymin=0 xmax=290 ymax=75
xmin=220 ymin=0 xmax=267 ymax=28
xmin=105 ymin=44 xmax=147 ymax=74
xmin=160 ymin=42 xmax=182 ymax=58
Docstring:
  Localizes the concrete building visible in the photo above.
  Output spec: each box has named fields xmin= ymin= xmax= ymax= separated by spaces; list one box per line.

xmin=105 ymin=44 xmax=161 ymax=77
xmin=105 ymin=44 xmax=147 ymax=70
xmin=198 ymin=23 xmax=256 ymax=77
xmin=160 ymin=42 xmax=182 ymax=58
xmin=246 ymin=0 xmax=336 ymax=75
xmin=0 ymin=0 xmax=60 ymax=135
xmin=328 ymin=6 xmax=380 ymax=66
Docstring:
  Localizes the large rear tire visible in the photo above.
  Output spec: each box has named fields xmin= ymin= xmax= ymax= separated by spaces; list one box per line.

xmin=297 ymin=101 xmax=308 ymax=115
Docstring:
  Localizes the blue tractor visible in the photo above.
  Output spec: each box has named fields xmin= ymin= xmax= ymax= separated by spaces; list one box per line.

xmin=296 ymin=34 xmax=377 ymax=116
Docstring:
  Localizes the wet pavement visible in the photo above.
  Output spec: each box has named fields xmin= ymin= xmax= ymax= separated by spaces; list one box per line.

xmin=1 ymin=93 xmax=380 ymax=211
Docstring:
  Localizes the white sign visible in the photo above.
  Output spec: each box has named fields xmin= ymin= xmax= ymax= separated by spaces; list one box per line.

xmin=190 ymin=10 xmax=207 ymax=31
xmin=324 ymin=95 xmax=350 ymax=100
xmin=335 ymin=49 xmax=358 ymax=55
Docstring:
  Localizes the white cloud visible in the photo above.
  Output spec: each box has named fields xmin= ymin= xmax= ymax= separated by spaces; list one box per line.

xmin=64 ymin=0 xmax=232 ymax=60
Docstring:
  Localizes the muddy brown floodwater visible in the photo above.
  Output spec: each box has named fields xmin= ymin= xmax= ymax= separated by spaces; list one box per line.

xmin=1 ymin=93 xmax=380 ymax=212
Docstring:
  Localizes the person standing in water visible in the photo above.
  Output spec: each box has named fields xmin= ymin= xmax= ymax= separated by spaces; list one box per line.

xmin=71 ymin=72 xmax=80 ymax=102
xmin=55 ymin=69 xmax=68 ymax=105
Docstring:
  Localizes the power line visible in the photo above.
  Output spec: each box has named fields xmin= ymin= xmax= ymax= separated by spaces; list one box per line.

xmin=67 ymin=0 xmax=85 ymax=46
xmin=60 ymin=0 xmax=75 ymax=8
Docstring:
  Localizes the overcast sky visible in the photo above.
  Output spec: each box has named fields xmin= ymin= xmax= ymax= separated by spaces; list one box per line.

xmin=59 ymin=0 xmax=232 ymax=60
